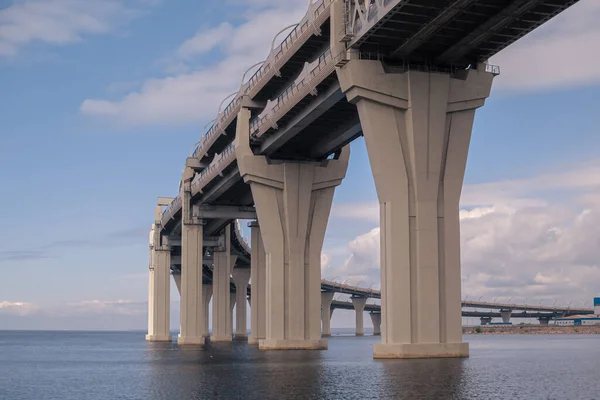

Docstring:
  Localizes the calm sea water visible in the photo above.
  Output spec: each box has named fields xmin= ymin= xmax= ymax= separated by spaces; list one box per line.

xmin=0 ymin=330 xmax=599 ymax=400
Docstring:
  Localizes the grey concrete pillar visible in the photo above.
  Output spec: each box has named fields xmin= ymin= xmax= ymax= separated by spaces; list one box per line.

xmin=230 ymin=292 xmax=236 ymax=335
xmin=352 ymin=297 xmax=367 ymax=336
xmin=321 ymin=292 xmax=335 ymax=337
xmin=202 ymin=283 xmax=212 ymax=337
xmin=146 ymin=232 xmax=172 ymax=342
xmin=248 ymin=222 xmax=266 ymax=345
xmin=337 ymin=59 xmax=494 ymax=359
xmin=370 ymin=312 xmax=381 ymax=336
xmin=232 ymin=267 xmax=251 ymax=339
xmin=236 ymin=107 xmax=350 ymax=350
xmin=500 ymin=309 xmax=512 ymax=324
xmin=211 ymin=227 xmax=237 ymax=342
xmin=178 ymin=199 xmax=205 ymax=346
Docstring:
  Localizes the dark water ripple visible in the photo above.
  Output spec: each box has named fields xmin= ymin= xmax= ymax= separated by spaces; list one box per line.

xmin=0 ymin=331 xmax=598 ymax=400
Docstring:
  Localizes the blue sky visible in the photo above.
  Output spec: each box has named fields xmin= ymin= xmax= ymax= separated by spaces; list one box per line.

xmin=1 ymin=0 xmax=599 ymax=330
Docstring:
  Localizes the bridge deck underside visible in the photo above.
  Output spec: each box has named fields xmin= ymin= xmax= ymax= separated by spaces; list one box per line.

xmin=356 ymin=0 xmax=579 ymax=66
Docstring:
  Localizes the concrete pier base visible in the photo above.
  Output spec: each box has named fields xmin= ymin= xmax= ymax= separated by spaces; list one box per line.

xmin=177 ymin=336 xmax=207 ymax=345
xmin=374 ymin=343 xmax=469 ymax=359
xmin=259 ymin=339 xmax=328 ymax=350
xmin=145 ymin=334 xmax=172 ymax=342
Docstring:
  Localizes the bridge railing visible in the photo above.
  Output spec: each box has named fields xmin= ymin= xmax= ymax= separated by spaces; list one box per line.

xmin=191 ymin=0 xmax=333 ymax=161
xmin=190 ymin=142 xmax=237 ymax=197
xmin=250 ymin=49 xmax=342 ymax=138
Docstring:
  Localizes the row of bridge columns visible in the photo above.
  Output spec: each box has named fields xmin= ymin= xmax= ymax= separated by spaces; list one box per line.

xmin=148 ymin=2 xmax=495 ymax=358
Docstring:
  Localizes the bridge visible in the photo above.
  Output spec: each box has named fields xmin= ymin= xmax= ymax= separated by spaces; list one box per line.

xmin=146 ymin=0 xmax=582 ymax=358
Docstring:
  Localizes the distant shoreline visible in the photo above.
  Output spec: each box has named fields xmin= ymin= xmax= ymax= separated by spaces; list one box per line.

xmin=463 ymin=325 xmax=600 ymax=335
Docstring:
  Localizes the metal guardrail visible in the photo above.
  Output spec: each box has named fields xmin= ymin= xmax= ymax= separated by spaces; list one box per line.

xmin=250 ymin=49 xmax=342 ymax=138
xmin=191 ymin=0 xmax=333 ymax=161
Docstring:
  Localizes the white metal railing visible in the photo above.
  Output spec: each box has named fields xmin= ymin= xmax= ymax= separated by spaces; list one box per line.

xmin=485 ymin=64 xmax=501 ymax=76
xmin=190 ymin=142 xmax=237 ymax=196
xmin=191 ymin=1 xmax=332 ymax=161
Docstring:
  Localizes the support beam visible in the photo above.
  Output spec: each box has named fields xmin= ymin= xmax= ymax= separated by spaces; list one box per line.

xmin=197 ymin=205 xmax=257 ymax=220
xmin=203 ymin=283 xmax=212 ymax=337
xmin=259 ymin=84 xmax=345 ymax=156
xmin=392 ymin=0 xmax=479 ymax=58
xmin=321 ymin=292 xmax=335 ymax=337
xmin=337 ymin=60 xmax=494 ymax=359
xmin=351 ymin=297 xmax=367 ymax=336
xmin=370 ymin=312 xmax=382 ymax=336
xmin=211 ymin=227 xmax=237 ymax=342
xmin=236 ymin=107 xmax=350 ymax=350
xmin=146 ymin=230 xmax=172 ymax=342
xmin=232 ymin=267 xmax=251 ymax=339
xmin=248 ymin=222 xmax=267 ymax=345
xmin=437 ymin=0 xmax=542 ymax=64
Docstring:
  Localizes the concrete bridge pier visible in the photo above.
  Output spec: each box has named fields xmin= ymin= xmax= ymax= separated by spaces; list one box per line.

xmin=236 ymin=107 xmax=350 ymax=350
xmin=230 ymin=292 xmax=236 ymax=336
xmin=337 ymin=60 xmax=494 ymax=359
xmin=211 ymin=227 xmax=237 ymax=342
xmin=370 ymin=312 xmax=382 ymax=336
xmin=352 ymin=296 xmax=367 ymax=336
xmin=248 ymin=222 xmax=266 ymax=345
xmin=232 ymin=268 xmax=251 ymax=339
xmin=202 ymin=283 xmax=212 ymax=338
xmin=178 ymin=186 xmax=206 ymax=345
xmin=500 ymin=309 xmax=512 ymax=324
xmin=146 ymin=221 xmax=172 ymax=342
xmin=321 ymin=292 xmax=335 ymax=337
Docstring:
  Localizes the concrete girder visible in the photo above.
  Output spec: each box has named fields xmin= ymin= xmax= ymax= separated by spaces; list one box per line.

xmin=258 ymin=83 xmax=345 ymax=156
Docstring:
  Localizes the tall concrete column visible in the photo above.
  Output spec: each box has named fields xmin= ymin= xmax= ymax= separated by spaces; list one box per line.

xmin=352 ymin=297 xmax=367 ymax=336
xmin=232 ymin=267 xmax=251 ymax=339
xmin=146 ymin=230 xmax=172 ymax=342
xmin=211 ymin=227 xmax=237 ymax=342
xmin=321 ymin=292 xmax=335 ymax=337
xmin=178 ymin=195 xmax=205 ymax=345
xmin=338 ymin=60 xmax=494 ymax=359
xmin=248 ymin=222 xmax=267 ymax=345
xmin=230 ymin=292 xmax=237 ymax=335
xmin=500 ymin=310 xmax=512 ymax=324
xmin=236 ymin=107 xmax=350 ymax=350
xmin=173 ymin=272 xmax=181 ymax=295
xmin=203 ymin=283 xmax=212 ymax=337
xmin=370 ymin=312 xmax=382 ymax=336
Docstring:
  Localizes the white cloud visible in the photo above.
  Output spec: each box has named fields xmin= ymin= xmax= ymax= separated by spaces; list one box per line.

xmin=176 ymin=23 xmax=234 ymax=59
xmin=491 ymin=0 xmax=600 ymax=91
xmin=79 ymin=1 xmax=310 ymax=125
xmin=0 ymin=301 xmax=37 ymax=316
xmin=325 ymin=159 xmax=600 ymax=306
xmin=0 ymin=0 xmax=153 ymax=57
